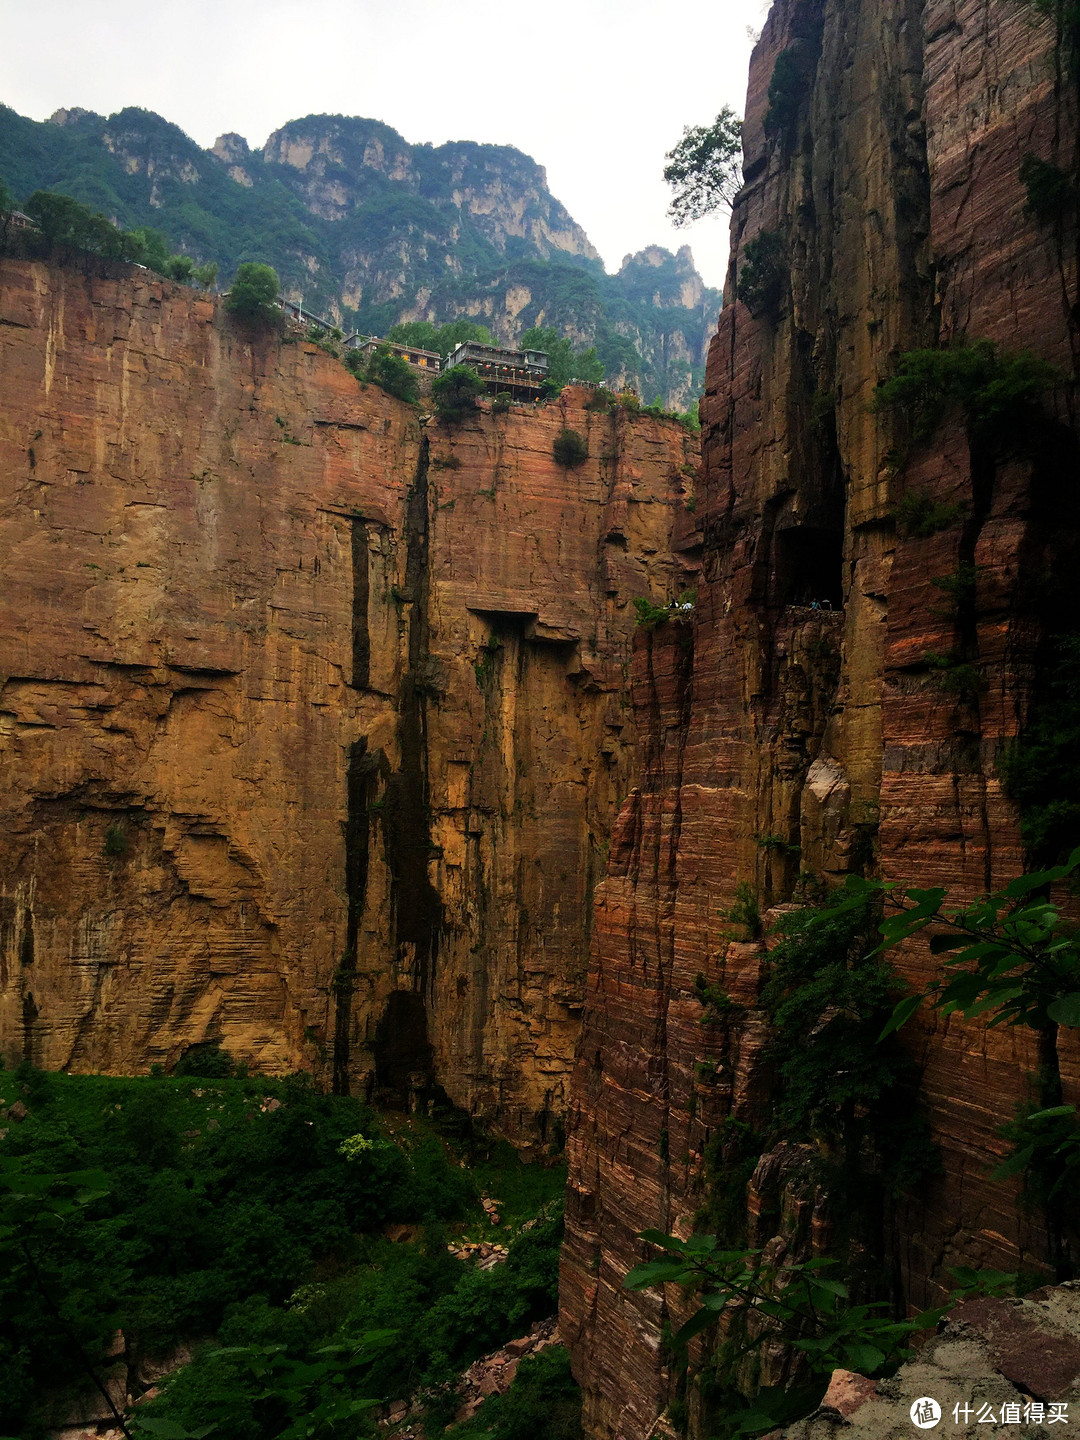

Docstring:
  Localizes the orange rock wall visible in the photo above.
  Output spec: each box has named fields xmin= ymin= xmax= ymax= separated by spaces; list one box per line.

xmin=562 ymin=1 xmax=1080 ymax=1436
xmin=0 ymin=257 xmax=698 ymax=1140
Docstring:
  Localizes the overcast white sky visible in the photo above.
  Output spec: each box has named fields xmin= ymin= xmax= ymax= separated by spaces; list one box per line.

xmin=1 ymin=0 xmax=769 ymax=290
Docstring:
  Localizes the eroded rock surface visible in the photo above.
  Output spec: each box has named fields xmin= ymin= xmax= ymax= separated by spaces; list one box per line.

xmin=0 ymin=257 xmax=698 ymax=1140
xmin=561 ymin=0 xmax=1080 ymax=1436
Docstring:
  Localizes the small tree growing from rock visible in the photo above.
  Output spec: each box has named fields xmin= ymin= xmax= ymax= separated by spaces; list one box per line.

xmin=225 ymin=262 xmax=281 ymax=328
xmin=553 ymin=428 xmax=588 ymax=467
xmin=432 ymin=365 xmax=484 ymax=424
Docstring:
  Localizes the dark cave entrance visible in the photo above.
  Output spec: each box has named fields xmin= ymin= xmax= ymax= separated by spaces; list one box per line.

xmin=373 ymin=989 xmax=435 ymax=1102
xmin=774 ymin=525 xmax=845 ymax=610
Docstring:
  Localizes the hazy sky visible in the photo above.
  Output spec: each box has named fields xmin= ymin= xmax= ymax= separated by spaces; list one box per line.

xmin=1 ymin=0 xmax=769 ymax=289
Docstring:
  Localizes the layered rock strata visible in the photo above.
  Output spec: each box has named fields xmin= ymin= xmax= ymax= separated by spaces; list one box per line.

xmin=562 ymin=0 xmax=1080 ymax=1436
xmin=0 ymin=257 xmax=699 ymax=1139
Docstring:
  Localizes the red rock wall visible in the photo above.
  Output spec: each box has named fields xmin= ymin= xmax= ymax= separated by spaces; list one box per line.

xmin=0 ymin=258 xmax=698 ymax=1142
xmin=562 ymin=2 xmax=1080 ymax=1436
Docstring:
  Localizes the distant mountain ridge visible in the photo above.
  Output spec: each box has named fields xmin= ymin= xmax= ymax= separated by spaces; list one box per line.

xmin=0 ymin=104 xmax=720 ymax=407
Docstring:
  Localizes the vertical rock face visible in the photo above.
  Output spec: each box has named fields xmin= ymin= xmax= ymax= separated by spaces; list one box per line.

xmin=0 ymin=257 xmax=698 ymax=1141
xmin=562 ymin=1 xmax=1079 ymax=1436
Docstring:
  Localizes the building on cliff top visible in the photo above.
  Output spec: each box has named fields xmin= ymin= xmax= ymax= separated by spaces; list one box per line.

xmin=354 ymin=337 xmax=442 ymax=372
xmin=443 ymin=340 xmax=549 ymax=400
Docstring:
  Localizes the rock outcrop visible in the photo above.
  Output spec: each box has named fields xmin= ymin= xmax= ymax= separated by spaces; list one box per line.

xmin=0 ymin=256 xmax=698 ymax=1140
xmin=561 ymin=0 xmax=1080 ymax=1436
xmin=782 ymin=1284 xmax=1080 ymax=1439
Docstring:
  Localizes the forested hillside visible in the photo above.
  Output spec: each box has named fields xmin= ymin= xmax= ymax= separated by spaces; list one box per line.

xmin=0 ymin=104 xmax=719 ymax=406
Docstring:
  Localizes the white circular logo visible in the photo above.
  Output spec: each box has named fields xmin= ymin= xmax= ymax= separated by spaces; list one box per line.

xmin=910 ymin=1398 xmax=941 ymax=1429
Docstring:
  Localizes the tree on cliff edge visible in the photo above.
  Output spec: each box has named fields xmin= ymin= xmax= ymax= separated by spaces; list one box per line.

xmin=225 ymin=262 xmax=281 ymax=328
xmin=432 ymin=365 xmax=484 ymax=424
xmin=663 ymin=106 xmax=743 ymax=225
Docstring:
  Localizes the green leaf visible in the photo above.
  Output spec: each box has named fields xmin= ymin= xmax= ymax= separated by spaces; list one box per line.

xmin=841 ymin=1341 xmax=886 ymax=1373
xmin=671 ymin=1305 xmax=721 ymax=1347
xmin=134 ymin=1420 xmax=215 ymax=1439
xmin=637 ymin=1228 xmax=689 ymax=1252
xmin=730 ymin=1381 xmax=830 ymax=1435
xmin=1024 ymin=1105 xmax=1076 ymax=1122
xmin=878 ymin=994 xmax=922 ymax=1040
xmin=1048 ymin=993 xmax=1080 ymax=1027
xmin=623 ymin=1258 xmax=688 ymax=1289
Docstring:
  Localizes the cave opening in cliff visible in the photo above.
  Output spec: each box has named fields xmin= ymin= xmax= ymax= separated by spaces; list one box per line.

xmin=373 ymin=989 xmax=435 ymax=1103
xmin=774 ymin=525 xmax=844 ymax=610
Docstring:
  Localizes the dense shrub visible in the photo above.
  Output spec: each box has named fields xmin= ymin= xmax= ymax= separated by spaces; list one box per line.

xmin=765 ymin=47 xmax=803 ymax=138
xmin=520 ymin=326 xmax=604 ymax=389
xmin=893 ymin=487 xmax=965 ymax=538
xmin=552 ymin=427 xmax=588 ymax=467
xmin=361 ymin=342 xmax=420 ymax=404
xmin=759 ymin=897 xmax=937 ymax=1196
xmin=449 ymin=1345 xmax=583 ymax=1440
xmin=432 ymin=365 xmax=485 ymax=423
xmin=225 ymin=262 xmax=282 ymax=328
xmin=632 ymin=595 xmax=669 ymax=630
xmin=736 ymin=230 xmax=787 ymax=318
xmin=0 ymin=1070 xmax=485 ymax=1437
xmin=873 ymin=341 xmax=1058 ymax=440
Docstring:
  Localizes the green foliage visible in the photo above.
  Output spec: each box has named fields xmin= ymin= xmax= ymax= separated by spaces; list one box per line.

xmin=663 ymin=106 xmax=744 ymax=226
xmin=360 ymin=343 xmax=420 ymax=404
xmin=765 ymin=49 xmax=804 ymax=138
xmin=103 ymin=823 xmax=128 ymax=857
xmin=624 ymin=1233 xmax=1011 ymax=1435
xmin=873 ymin=341 xmax=1058 ymax=440
xmin=930 ymin=564 xmax=982 ymax=614
xmin=893 ymin=487 xmax=965 ymax=538
xmin=446 ymin=1345 xmax=582 ymax=1440
xmin=173 ymin=1041 xmax=235 ymax=1078
xmin=693 ymin=974 xmax=741 ymax=1025
xmin=519 ymin=325 xmax=604 ymax=389
xmin=632 ymin=596 xmax=669 ymax=631
xmin=1020 ymin=153 xmax=1074 ymax=221
xmin=225 ymin=262 xmax=281 ymax=327
xmin=552 ymin=428 xmax=588 ymax=467
xmin=192 ymin=260 xmax=218 ymax=290
xmin=754 ymin=832 xmax=800 ymax=856
xmin=23 ymin=189 xmax=132 ymax=258
xmin=996 ymin=1103 xmax=1080 ymax=1209
xmin=491 ymin=391 xmax=513 ymax=414
xmin=923 ymin=651 xmax=987 ymax=704
xmin=725 ymin=881 xmax=762 ymax=941
xmin=759 ymin=898 xmax=936 ymax=1194
xmin=432 ymin=365 xmax=485 ymax=424
xmin=869 ymin=847 xmax=1080 ymax=1037
xmin=0 ymin=1069 xmax=496 ymax=1437
xmin=697 ymin=1119 xmax=763 ymax=1246
xmin=736 ymin=231 xmax=787 ymax=319
xmin=387 ymin=318 xmax=496 ymax=359
xmin=999 ymin=637 xmax=1080 ymax=862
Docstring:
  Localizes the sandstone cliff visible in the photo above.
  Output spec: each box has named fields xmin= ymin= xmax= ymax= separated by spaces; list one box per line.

xmin=0 ymin=257 xmax=698 ymax=1141
xmin=561 ymin=1 xmax=1080 ymax=1436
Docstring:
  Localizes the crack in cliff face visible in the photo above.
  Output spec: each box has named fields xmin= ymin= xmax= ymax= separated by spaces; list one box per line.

xmin=332 ymin=737 xmax=379 ymax=1095
xmin=373 ymin=431 xmax=441 ymax=1099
